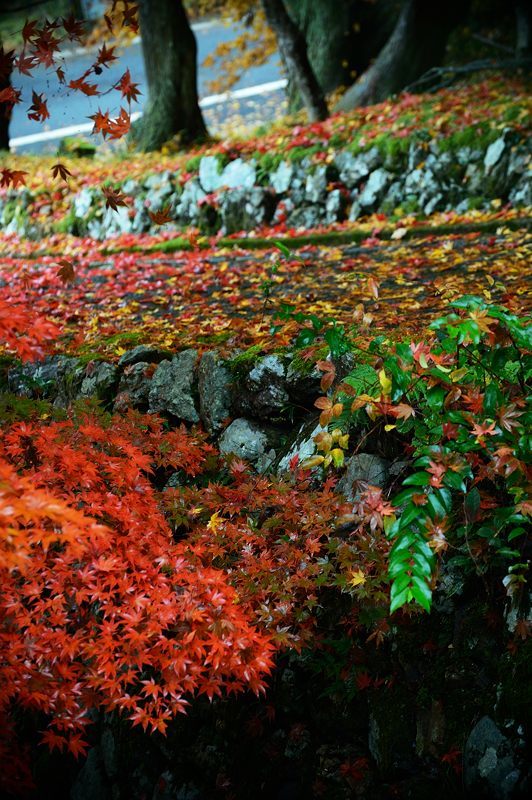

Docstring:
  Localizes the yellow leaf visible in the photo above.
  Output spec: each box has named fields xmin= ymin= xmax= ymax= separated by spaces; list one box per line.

xmin=450 ymin=367 xmax=469 ymax=383
xmin=384 ymin=424 xmax=396 ymax=432
xmin=301 ymin=455 xmax=325 ymax=470
xmin=349 ymin=569 xmax=366 ymax=587
xmin=330 ymin=448 xmax=345 ymax=468
xmin=379 ymin=369 xmax=392 ymax=395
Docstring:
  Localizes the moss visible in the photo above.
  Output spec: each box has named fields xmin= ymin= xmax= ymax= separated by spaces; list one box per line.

xmin=184 ymin=154 xmax=203 ymax=173
xmin=437 ymin=123 xmax=498 ymax=153
xmin=57 ymin=136 xmax=96 ymax=159
xmin=228 ymin=344 xmax=265 ymax=372
xmin=195 ymin=331 xmax=232 ymax=345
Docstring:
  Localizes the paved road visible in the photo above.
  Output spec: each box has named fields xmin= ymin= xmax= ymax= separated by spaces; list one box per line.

xmin=9 ymin=19 xmax=284 ymax=152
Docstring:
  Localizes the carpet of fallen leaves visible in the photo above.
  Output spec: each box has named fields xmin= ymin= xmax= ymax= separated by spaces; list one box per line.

xmin=1 ymin=211 xmax=530 ymax=360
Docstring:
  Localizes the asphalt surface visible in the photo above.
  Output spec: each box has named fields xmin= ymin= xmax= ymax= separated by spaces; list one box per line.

xmin=9 ymin=19 xmax=283 ymax=152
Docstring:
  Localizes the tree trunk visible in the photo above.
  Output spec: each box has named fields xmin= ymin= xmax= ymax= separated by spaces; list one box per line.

xmin=285 ymin=0 xmax=397 ymax=97
xmin=0 ymin=37 xmax=12 ymax=151
xmin=261 ymin=0 xmax=328 ymax=122
xmin=514 ymin=1 xmax=531 ymax=57
xmin=335 ymin=0 xmax=470 ymax=111
xmin=136 ymin=0 xmax=207 ymax=151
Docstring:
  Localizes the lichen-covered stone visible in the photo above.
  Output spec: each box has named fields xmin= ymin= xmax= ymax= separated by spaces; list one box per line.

xmin=198 ymin=351 xmax=232 ymax=434
xmin=236 ymin=354 xmax=289 ymax=420
xmin=336 ymin=453 xmax=390 ymax=501
xmin=148 ymin=350 xmax=199 ymax=422
xmin=464 ymin=716 xmax=522 ymax=799
xmin=218 ymin=418 xmax=275 ymax=472
xmin=118 ymin=345 xmax=170 ymax=368
xmin=79 ymin=361 xmax=118 ymax=402
xmin=114 ymin=362 xmax=153 ymax=411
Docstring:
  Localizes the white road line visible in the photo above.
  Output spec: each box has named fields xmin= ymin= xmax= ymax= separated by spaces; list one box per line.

xmin=9 ymin=79 xmax=287 ymax=148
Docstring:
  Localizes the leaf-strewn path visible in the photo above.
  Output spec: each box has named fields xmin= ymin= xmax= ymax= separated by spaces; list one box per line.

xmin=1 ymin=220 xmax=530 ymax=359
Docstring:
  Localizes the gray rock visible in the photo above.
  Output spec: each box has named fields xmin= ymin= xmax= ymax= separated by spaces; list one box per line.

xmin=285 ymin=355 xmax=321 ymax=404
xmin=276 ymin=419 xmax=326 ymax=474
xmin=70 ymin=747 xmax=110 ymax=800
xmin=114 ymin=362 xmax=153 ymax=411
xmin=325 ymin=188 xmax=345 ymax=223
xmin=485 ymin=138 xmax=507 ymax=174
xmin=218 ymin=418 xmax=275 ymax=472
xmin=236 ymin=354 xmax=289 ymax=420
xmin=305 ymin=166 xmax=328 ymax=203
xmin=8 ymin=356 xmax=65 ymax=398
xmin=358 ymin=168 xmax=393 ymax=210
xmin=118 ymin=345 xmax=170 ymax=368
xmin=287 ymin=204 xmax=326 ymax=228
xmin=73 ymin=188 xmax=94 ymax=218
xmin=149 ymin=350 xmax=199 ymax=422
xmin=334 ymin=147 xmax=381 ymax=187
xmin=270 ymin=160 xmax=293 ymax=193
xmin=175 ymin=179 xmax=206 ymax=222
xmin=336 ymin=453 xmax=390 ymax=501
xmin=198 ymin=351 xmax=232 ymax=434
xmin=8 ymin=356 xmax=84 ymax=405
xmin=509 ymin=174 xmax=532 ymax=207
xmin=219 ymin=187 xmax=275 ymax=233
xmin=464 ymin=716 xmax=521 ymax=799
xmin=198 ymin=155 xmax=223 ymax=192
xmin=79 ymin=361 xmax=118 ymax=402
xmin=220 ymin=157 xmax=256 ymax=189
xmin=122 ymin=178 xmax=140 ymax=196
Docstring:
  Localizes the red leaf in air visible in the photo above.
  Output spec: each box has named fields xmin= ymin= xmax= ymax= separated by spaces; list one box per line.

xmin=22 ymin=19 xmax=38 ymax=44
xmin=14 ymin=54 xmax=37 ymax=76
xmin=117 ymin=68 xmax=141 ymax=104
xmin=0 ymin=169 xmax=28 ymax=188
xmin=96 ymin=43 xmax=117 ymax=68
xmin=61 ymin=15 xmax=86 ymax=42
xmin=89 ymin=108 xmax=111 ymax=137
xmin=56 ymin=259 xmax=75 ymax=283
xmin=69 ymin=77 xmax=99 ymax=96
xmin=102 ymin=186 xmax=130 ymax=211
xmin=105 ymin=107 xmax=131 ymax=140
xmin=148 ymin=205 xmax=173 ymax=225
xmin=51 ymin=163 xmax=73 ymax=181
xmin=27 ymin=90 xmax=50 ymax=122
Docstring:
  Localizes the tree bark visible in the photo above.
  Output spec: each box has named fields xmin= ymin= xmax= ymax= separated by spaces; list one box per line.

xmin=285 ymin=0 xmax=397 ymax=97
xmin=335 ymin=0 xmax=471 ymax=112
xmin=261 ymin=0 xmax=328 ymax=122
xmin=0 ymin=37 xmax=12 ymax=151
xmin=136 ymin=0 xmax=207 ymax=152
xmin=514 ymin=1 xmax=532 ymax=57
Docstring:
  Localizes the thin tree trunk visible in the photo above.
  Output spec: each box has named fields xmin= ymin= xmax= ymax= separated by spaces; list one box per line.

xmin=335 ymin=0 xmax=470 ymax=111
xmin=261 ymin=0 xmax=328 ymax=122
xmin=136 ymin=0 xmax=207 ymax=151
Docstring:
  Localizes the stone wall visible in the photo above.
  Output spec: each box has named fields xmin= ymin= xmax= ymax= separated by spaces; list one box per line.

xmin=1 ymin=128 xmax=530 ymax=240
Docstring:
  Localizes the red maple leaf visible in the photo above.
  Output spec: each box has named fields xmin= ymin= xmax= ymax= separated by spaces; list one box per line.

xmin=148 ymin=205 xmax=173 ymax=225
xmin=117 ymin=68 xmax=141 ymax=104
xmin=102 ymin=186 xmax=130 ymax=211
xmin=69 ymin=77 xmax=99 ymax=96
xmin=51 ymin=163 xmax=73 ymax=181
xmin=27 ymin=90 xmax=50 ymax=122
